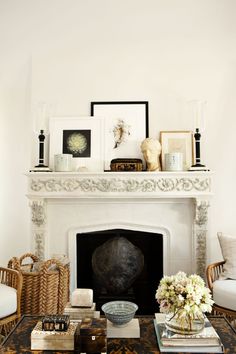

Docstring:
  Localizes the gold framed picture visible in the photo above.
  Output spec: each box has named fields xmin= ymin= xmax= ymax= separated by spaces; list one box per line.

xmin=160 ymin=131 xmax=193 ymax=171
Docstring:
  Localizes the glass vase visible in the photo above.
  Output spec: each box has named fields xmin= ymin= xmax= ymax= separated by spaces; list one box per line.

xmin=165 ymin=312 xmax=205 ymax=335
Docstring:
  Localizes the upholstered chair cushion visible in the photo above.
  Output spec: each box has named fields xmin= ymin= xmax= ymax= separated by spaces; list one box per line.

xmin=213 ymin=279 xmax=236 ymax=311
xmin=217 ymin=232 xmax=236 ymax=279
xmin=0 ymin=284 xmax=17 ymax=318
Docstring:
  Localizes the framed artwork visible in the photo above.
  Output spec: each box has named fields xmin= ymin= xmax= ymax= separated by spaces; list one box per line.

xmin=49 ymin=117 xmax=104 ymax=172
xmin=160 ymin=131 xmax=193 ymax=171
xmin=91 ymin=101 xmax=149 ymax=170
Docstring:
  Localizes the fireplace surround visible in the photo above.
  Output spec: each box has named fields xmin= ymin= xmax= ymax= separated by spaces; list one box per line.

xmin=26 ymin=171 xmax=212 ymax=298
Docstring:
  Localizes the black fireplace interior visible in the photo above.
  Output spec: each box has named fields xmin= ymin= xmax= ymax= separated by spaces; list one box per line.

xmin=76 ymin=228 xmax=163 ymax=315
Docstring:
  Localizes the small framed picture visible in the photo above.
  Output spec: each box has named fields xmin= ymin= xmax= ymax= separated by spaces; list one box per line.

xmin=160 ymin=131 xmax=193 ymax=171
xmin=91 ymin=101 xmax=149 ymax=170
xmin=49 ymin=117 xmax=104 ymax=172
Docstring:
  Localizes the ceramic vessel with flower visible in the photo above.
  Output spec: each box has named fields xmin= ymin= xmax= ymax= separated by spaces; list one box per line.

xmin=156 ymin=271 xmax=214 ymax=334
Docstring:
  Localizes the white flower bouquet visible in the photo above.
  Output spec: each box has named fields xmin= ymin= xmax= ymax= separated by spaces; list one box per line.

xmin=156 ymin=272 xmax=214 ymax=333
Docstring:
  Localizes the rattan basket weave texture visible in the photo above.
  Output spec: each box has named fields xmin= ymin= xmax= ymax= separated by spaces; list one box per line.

xmin=8 ymin=253 xmax=70 ymax=315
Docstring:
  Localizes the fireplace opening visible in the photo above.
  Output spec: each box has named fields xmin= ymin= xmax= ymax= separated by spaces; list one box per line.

xmin=76 ymin=228 xmax=163 ymax=315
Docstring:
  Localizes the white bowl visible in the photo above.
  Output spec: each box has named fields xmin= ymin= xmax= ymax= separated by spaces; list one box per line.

xmin=102 ymin=300 xmax=138 ymax=327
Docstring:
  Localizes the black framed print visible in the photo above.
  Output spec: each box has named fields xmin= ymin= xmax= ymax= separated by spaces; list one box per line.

xmin=91 ymin=101 xmax=149 ymax=170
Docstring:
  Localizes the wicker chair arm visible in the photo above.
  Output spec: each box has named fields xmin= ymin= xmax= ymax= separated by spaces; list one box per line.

xmin=0 ymin=267 xmax=23 ymax=318
xmin=206 ymin=260 xmax=225 ymax=291
xmin=0 ymin=267 xmax=22 ymax=290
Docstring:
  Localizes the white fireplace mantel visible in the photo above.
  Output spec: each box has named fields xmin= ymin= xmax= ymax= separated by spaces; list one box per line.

xmin=26 ymin=171 xmax=213 ymax=278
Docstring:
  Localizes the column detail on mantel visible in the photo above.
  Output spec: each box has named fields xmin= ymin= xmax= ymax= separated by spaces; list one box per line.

xmin=29 ymin=199 xmax=47 ymax=260
xmin=194 ymin=199 xmax=210 ymax=279
xmin=26 ymin=171 xmax=213 ymax=273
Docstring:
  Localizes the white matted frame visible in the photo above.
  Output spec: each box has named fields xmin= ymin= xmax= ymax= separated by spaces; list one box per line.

xmin=91 ymin=101 xmax=149 ymax=170
xmin=160 ymin=131 xmax=193 ymax=171
xmin=49 ymin=117 xmax=104 ymax=172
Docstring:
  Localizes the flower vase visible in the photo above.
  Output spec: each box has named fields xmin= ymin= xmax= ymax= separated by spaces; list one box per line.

xmin=165 ymin=312 xmax=205 ymax=335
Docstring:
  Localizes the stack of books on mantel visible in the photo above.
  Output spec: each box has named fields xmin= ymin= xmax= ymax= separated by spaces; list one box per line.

xmin=154 ymin=313 xmax=224 ymax=353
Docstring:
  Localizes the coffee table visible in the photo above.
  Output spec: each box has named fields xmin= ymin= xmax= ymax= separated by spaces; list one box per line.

xmin=1 ymin=315 xmax=235 ymax=353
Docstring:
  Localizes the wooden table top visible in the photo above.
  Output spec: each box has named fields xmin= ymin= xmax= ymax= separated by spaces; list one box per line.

xmin=1 ymin=315 xmax=235 ymax=353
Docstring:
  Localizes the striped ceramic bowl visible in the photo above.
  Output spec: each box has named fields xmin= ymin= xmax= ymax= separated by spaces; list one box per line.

xmin=101 ymin=300 xmax=138 ymax=327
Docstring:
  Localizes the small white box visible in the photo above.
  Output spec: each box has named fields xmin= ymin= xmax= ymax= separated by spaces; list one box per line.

xmin=31 ymin=321 xmax=77 ymax=350
xmin=71 ymin=288 xmax=93 ymax=307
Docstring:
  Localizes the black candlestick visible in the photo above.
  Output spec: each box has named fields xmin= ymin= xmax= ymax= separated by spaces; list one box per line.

xmin=30 ymin=130 xmax=52 ymax=172
xmin=36 ymin=130 xmax=46 ymax=167
xmin=189 ymin=128 xmax=208 ymax=171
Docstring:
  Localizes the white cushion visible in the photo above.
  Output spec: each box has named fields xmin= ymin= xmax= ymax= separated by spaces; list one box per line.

xmin=213 ymin=279 xmax=236 ymax=311
xmin=217 ymin=232 xmax=236 ymax=279
xmin=0 ymin=284 xmax=17 ymax=318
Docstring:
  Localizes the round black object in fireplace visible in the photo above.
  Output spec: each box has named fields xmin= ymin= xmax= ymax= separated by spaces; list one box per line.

xmin=92 ymin=236 xmax=144 ymax=295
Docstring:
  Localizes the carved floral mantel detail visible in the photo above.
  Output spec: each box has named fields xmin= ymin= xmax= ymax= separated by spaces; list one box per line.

xmin=194 ymin=200 xmax=210 ymax=279
xmin=26 ymin=171 xmax=213 ymax=276
xmin=30 ymin=200 xmax=46 ymax=227
xmin=195 ymin=200 xmax=210 ymax=226
xmin=30 ymin=177 xmax=210 ymax=194
xmin=29 ymin=200 xmax=47 ymax=260
xmin=27 ymin=171 xmax=211 ymax=198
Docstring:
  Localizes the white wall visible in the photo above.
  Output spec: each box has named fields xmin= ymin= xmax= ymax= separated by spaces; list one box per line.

xmin=1 ymin=0 xmax=236 ymax=266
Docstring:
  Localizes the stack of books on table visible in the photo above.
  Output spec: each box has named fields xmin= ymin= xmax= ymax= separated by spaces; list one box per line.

xmin=154 ymin=313 xmax=224 ymax=353
xmin=63 ymin=302 xmax=100 ymax=321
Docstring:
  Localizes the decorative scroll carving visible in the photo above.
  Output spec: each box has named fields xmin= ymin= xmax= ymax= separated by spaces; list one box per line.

xmin=195 ymin=230 xmax=207 ymax=278
xmin=194 ymin=200 xmax=210 ymax=279
xmin=195 ymin=200 xmax=209 ymax=226
xmin=29 ymin=200 xmax=47 ymax=259
xmin=30 ymin=200 xmax=46 ymax=227
xmin=30 ymin=177 xmax=210 ymax=194
xmin=34 ymin=231 xmax=45 ymax=260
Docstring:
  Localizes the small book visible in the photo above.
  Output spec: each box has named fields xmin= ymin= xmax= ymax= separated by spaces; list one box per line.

xmin=63 ymin=302 xmax=99 ymax=320
xmin=155 ymin=313 xmax=221 ymax=346
xmin=64 ymin=302 xmax=96 ymax=312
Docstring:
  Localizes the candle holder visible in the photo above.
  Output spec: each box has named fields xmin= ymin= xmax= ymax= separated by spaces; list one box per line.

xmin=188 ymin=100 xmax=209 ymax=171
xmin=189 ymin=128 xmax=208 ymax=171
xmin=30 ymin=130 xmax=52 ymax=172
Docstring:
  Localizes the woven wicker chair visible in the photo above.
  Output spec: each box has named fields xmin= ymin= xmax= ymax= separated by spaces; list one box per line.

xmin=206 ymin=260 xmax=236 ymax=327
xmin=0 ymin=267 xmax=23 ymax=336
